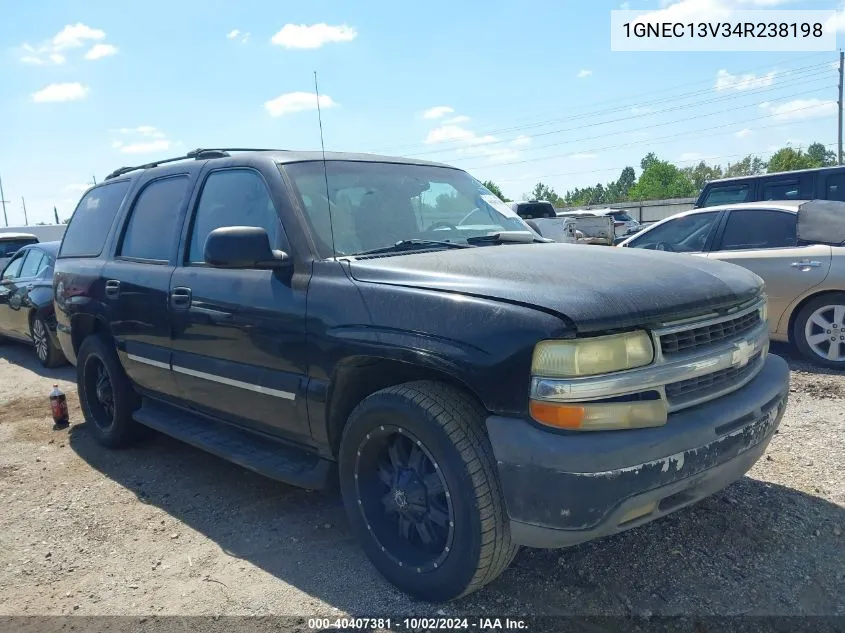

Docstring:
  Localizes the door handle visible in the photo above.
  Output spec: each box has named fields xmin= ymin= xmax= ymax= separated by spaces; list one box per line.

xmin=170 ymin=287 xmax=192 ymax=311
xmin=790 ymin=260 xmax=822 ymax=269
xmin=104 ymin=279 xmax=120 ymax=299
xmin=26 ymin=284 xmax=34 ymax=291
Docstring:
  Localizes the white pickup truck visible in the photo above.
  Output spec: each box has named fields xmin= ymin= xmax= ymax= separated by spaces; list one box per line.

xmin=509 ymin=201 xmax=615 ymax=245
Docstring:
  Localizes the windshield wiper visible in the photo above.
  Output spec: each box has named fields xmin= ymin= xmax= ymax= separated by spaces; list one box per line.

xmin=353 ymin=239 xmax=473 ymax=256
xmin=466 ymin=231 xmax=538 ymax=245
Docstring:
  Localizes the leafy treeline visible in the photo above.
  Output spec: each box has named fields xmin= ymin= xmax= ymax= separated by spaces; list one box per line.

xmin=485 ymin=142 xmax=837 ymax=207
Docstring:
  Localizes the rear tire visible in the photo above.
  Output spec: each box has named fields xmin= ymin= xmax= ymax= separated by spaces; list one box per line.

xmin=793 ymin=293 xmax=845 ymax=369
xmin=77 ymin=334 xmax=145 ymax=448
xmin=338 ymin=380 xmax=518 ymax=602
xmin=31 ymin=315 xmax=66 ymax=368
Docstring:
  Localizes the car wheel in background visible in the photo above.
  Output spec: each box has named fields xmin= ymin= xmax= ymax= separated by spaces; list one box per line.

xmin=31 ymin=315 xmax=66 ymax=368
xmin=794 ymin=293 xmax=845 ymax=369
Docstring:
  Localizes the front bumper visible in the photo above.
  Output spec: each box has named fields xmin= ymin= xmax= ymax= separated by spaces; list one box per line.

xmin=486 ymin=353 xmax=789 ymax=548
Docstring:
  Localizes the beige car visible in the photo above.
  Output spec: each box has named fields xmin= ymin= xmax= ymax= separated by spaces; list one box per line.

xmin=619 ymin=200 xmax=845 ymax=368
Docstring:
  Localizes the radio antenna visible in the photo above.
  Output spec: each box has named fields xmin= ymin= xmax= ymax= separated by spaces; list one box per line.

xmin=314 ymin=71 xmax=337 ymax=258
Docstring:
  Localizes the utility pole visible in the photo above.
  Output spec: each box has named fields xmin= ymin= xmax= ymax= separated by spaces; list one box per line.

xmin=0 ymin=174 xmax=8 ymax=227
xmin=839 ymin=50 xmax=843 ymax=165
xmin=21 ymin=197 xmax=28 ymax=225
xmin=92 ymin=174 xmax=97 ymax=185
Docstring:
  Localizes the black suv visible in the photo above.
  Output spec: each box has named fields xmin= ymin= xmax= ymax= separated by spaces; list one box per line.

xmin=54 ymin=148 xmax=790 ymax=601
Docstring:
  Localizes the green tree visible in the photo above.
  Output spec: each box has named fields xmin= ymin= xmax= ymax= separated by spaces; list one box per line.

xmin=767 ymin=147 xmax=816 ymax=173
xmin=807 ymin=142 xmax=837 ymax=167
xmin=640 ymin=153 xmax=659 ymax=172
xmin=629 ymin=158 xmax=696 ymax=201
xmin=681 ymin=161 xmax=724 ymax=191
xmin=527 ymin=182 xmax=562 ymax=205
xmin=482 ymin=180 xmax=510 ymax=202
xmin=724 ymin=155 xmax=767 ymax=177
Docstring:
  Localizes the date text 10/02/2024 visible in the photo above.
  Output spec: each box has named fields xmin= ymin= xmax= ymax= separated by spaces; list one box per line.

xmin=307 ymin=617 xmax=528 ymax=630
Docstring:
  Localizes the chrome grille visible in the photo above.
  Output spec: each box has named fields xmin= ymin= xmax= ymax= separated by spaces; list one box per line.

xmin=665 ymin=352 xmax=762 ymax=406
xmin=660 ymin=310 xmax=761 ymax=356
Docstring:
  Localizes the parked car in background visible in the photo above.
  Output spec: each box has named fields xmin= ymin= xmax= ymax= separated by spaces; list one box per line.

xmin=509 ymin=201 xmax=577 ymax=243
xmin=0 ymin=232 xmax=38 ymax=269
xmin=555 ymin=210 xmax=616 ymax=244
xmin=54 ymin=148 xmax=788 ymax=602
xmin=0 ymin=241 xmax=66 ymax=367
xmin=619 ymin=200 xmax=845 ymax=368
xmin=695 ymin=165 xmax=845 ymax=209
xmin=558 ymin=208 xmax=640 ymax=238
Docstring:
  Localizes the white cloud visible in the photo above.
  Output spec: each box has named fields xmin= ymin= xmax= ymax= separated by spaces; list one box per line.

xmin=271 ymin=23 xmax=357 ymax=49
xmin=680 ymin=152 xmax=704 ymax=161
xmin=443 ymin=115 xmax=470 ymax=125
xmin=84 ymin=43 xmax=118 ymax=60
xmin=424 ymin=123 xmax=524 ymax=163
xmin=825 ymin=5 xmax=845 ymax=33
xmin=52 ymin=23 xmax=105 ymax=50
xmin=20 ymin=23 xmax=113 ymax=65
xmin=633 ymin=0 xmax=793 ymax=25
xmin=735 ymin=128 xmax=752 ymax=138
xmin=264 ymin=91 xmax=338 ymax=117
xmin=715 ymin=69 xmax=775 ymax=91
xmin=111 ymin=127 xmax=172 ymax=154
xmin=576 ymin=69 xmax=593 ymax=78
xmin=512 ymin=135 xmax=531 ymax=146
xmin=119 ymin=140 xmax=172 ymax=154
xmin=63 ymin=183 xmax=92 ymax=194
xmin=569 ymin=152 xmax=599 ymax=159
xmin=422 ymin=106 xmax=454 ymax=120
xmin=760 ymin=98 xmax=837 ymax=121
xmin=227 ymin=29 xmax=250 ymax=43
xmin=32 ymin=82 xmax=88 ymax=103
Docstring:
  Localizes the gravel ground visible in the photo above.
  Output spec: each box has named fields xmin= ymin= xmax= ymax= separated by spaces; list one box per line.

xmin=0 ymin=340 xmax=843 ymax=618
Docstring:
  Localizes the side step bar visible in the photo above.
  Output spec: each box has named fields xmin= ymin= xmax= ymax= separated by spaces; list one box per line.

xmin=133 ymin=399 xmax=335 ymax=490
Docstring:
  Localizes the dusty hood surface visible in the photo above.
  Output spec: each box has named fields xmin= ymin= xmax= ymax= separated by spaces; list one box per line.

xmin=347 ymin=243 xmax=763 ymax=333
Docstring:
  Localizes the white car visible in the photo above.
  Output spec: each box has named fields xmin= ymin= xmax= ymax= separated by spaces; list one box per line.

xmin=0 ymin=232 xmax=39 ymax=270
xmin=558 ymin=208 xmax=640 ymax=238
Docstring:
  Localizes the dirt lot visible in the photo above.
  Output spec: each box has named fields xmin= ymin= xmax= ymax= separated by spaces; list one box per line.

xmin=0 ymin=340 xmax=843 ymax=618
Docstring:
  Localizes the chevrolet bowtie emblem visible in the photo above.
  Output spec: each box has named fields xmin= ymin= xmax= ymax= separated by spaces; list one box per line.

xmin=731 ymin=340 xmax=757 ymax=368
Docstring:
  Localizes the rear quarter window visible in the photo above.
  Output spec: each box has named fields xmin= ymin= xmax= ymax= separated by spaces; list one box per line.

xmin=59 ymin=181 xmax=131 ymax=258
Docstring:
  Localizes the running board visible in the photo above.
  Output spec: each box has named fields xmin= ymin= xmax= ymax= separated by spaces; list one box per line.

xmin=133 ymin=399 xmax=335 ymax=490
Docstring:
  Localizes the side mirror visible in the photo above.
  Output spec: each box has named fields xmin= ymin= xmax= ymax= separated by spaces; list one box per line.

xmin=203 ymin=226 xmax=291 ymax=270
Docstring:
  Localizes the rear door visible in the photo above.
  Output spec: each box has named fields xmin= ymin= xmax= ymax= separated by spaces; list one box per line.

xmin=4 ymin=248 xmax=49 ymax=337
xmin=706 ymin=208 xmax=831 ymax=333
xmin=102 ymin=173 xmax=194 ymax=398
xmin=168 ymin=166 xmax=311 ymax=443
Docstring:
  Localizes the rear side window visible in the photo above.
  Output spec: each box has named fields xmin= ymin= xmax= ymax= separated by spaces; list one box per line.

xmin=59 ymin=181 xmax=131 ymax=257
xmin=826 ymin=174 xmax=845 ymax=202
xmin=19 ymin=250 xmax=46 ymax=278
xmin=762 ymin=179 xmax=805 ymax=201
xmin=717 ymin=209 xmax=797 ymax=251
xmin=120 ymin=176 xmax=191 ymax=261
xmin=701 ymin=184 xmax=750 ymax=207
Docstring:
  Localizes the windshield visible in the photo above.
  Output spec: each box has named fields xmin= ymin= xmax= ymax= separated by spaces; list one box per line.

xmin=282 ymin=161 xmax=530 ymax=257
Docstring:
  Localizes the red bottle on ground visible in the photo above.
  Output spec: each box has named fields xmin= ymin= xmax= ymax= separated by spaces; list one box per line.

xmin=50 ymin=384 xmax=69 ymax=429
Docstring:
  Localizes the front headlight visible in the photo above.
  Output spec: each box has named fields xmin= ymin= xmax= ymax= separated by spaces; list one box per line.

xmin=532 ymin=330 xmax=654 ymax=378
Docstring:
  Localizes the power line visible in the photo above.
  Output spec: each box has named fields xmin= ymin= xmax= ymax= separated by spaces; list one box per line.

xmin=494 ymin=143 xmax=838 ymax=185
xmin=460 ymin=93 xmax=837 ymax=171
xmin=403 ymin=72 xmax=834 ymax=159
xmin=364 ymin=54 xmax=835 ymax=154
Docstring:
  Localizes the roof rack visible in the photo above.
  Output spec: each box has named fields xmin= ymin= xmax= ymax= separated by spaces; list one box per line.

xmin=104 ymin=147 xmax=286 ymax=181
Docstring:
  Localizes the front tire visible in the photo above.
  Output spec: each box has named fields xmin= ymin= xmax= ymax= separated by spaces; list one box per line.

xmin=77 ymin=334 xmax=144 ymax=448
xmin=794 ymin=293 xmax=845 ymax=369
xmin=31 ymin=315 xmax=66 ymax=368
xmin=338 ymin=381 xmax=518 ymax=602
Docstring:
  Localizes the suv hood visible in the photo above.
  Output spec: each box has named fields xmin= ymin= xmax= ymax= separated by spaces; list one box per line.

xmin=346 ymin=243 xmax=763 ymax=333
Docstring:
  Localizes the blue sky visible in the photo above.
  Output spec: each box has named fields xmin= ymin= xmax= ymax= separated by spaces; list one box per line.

xmin=2 ymin=0 xmax=845 ymax=224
